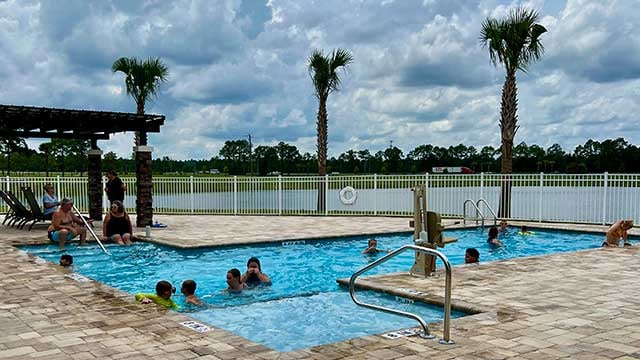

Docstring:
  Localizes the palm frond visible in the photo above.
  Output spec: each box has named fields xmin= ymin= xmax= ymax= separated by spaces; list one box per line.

xmin=112 ymin=56 xmax=169 ymax=110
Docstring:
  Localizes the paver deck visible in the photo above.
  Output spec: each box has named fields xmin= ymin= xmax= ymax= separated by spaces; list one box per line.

xmin=1 ymin=215 xmax=639 ymax=359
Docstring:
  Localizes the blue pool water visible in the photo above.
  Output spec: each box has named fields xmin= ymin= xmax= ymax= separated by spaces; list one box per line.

xmin=20 ymin=227 xmax=618 ymax=351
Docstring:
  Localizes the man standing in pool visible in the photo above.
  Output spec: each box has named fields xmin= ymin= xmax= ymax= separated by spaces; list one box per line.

xmin=362 ymin=238 xmax=390 ymax=254
xmin=241 ymin=257 xmax=272 ymax=287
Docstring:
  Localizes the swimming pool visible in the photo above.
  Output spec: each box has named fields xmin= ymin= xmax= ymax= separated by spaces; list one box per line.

xmin=20 ymin=226 xmax=622 ymax=351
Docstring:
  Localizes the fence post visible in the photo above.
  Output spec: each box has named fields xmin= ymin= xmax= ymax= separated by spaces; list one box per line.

xmin=189 ymin=176 xmax=194 ymax=214
xmin=233 ymin=176 xmax=238 ymax=216
xmin=325 ymin=174 xmax=329 ymax=216
xmin=102 ymin=176 xmax=108 ymax=213
xmin=56 ymin=175 xmax=61 ymax=198
xmin=480 ymin=172 xmax=484 ymax=200
xmin=602 ymin=172 xmax=608 ymax=225
xmin=278 ymin=175 xmax=282 ymax=215
xmin=373 ymin=174 xmax=378 ymax=216
xmin=538 ymin=172 xmax=544 ymax=222
xmin=5 ymin=176 xmax=8 ymax=191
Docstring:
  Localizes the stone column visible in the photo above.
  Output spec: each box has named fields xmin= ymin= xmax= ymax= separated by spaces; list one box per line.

xmin=134 ymin=146 xmax=153 ymax=227
xmin=87 ymin=148 xmax=103 ymax=220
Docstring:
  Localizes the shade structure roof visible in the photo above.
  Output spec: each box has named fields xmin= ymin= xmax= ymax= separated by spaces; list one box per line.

xmin=0 ymin=104 xmax=165 ymax=140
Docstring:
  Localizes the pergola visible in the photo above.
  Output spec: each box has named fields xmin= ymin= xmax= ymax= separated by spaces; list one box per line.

xmin=0 ymin=104 xmax=165 ymax=225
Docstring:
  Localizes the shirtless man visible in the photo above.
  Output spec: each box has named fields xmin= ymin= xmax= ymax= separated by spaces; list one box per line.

xmin=47 ymin=198 xmax=87 ymax=250
xmin=603 ymin=220 xmax=634 ymax=247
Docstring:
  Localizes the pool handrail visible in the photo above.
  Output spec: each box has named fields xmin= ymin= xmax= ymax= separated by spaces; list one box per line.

xmin=476 ymin=198 xmax=498 ymax=227
xmin=463 ymin=199 xmax=486 ymax=227
xmin=72 ymin=205 xmax=110 ymax=255
xmin=348 ymin=244 xmax=454 ymax=345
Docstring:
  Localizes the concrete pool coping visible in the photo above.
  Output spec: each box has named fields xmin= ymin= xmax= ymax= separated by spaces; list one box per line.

xmin=2 ymin=215 xmax=640 ymax=359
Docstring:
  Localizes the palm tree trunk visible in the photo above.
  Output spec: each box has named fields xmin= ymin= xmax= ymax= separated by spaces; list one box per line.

xmin=316 ymin=98 xmax=328 ymax=213
xmin=498 ymin=69 xmax=518 ymax=218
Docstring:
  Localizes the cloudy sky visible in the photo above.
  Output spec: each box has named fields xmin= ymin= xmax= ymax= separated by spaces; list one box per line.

xmin=1 ymin=0 xmax=639 ymax=160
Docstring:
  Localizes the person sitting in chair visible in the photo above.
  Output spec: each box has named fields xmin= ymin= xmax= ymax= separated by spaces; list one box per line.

xmin=42 ymin=184 xmax=60 ymax=220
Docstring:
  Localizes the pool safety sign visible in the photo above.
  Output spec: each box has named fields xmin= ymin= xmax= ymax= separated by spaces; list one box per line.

xmin=381 ymin=328 xmax=421 ymax=339
xmin=180 ymin=321 xmax=212 ymax=333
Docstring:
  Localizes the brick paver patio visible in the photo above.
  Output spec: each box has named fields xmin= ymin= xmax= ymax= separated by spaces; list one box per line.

xmin=1 ymin=215 xmax=639 ymax=359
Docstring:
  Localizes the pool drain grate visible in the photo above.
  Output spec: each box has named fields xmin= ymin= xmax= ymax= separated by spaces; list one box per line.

xmin=381 ymin=328 xmax=421 ymax=339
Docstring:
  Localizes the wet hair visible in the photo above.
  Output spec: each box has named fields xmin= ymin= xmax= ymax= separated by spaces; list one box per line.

xmin=488 ymin=226 xmax=499 ymax=239
xmin=155 ymin=280 xmax=173 ymax=295
xmin=521 ymin=225 xmax=528 ymax=232
xmin=60 ymin=254 xmax=73 ymax=265
xmin=181 ymin=280 xmax=197 ymax=295
xmin=247 ymin=257 xmax=261 ymax=271
xmin=111 ymin=200 xmax=124 ymax=213
xmin=228 ymin=268 xmax=241 ymax=279
xmin=466 ymin=248 xmax=479 ymax=260
xmin=368 ymin=238 xmax=377 ymax=246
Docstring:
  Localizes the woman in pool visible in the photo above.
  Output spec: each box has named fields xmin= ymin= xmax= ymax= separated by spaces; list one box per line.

xmin=226 ymin=268 xmax=248 ymax=293
xmin=487 ymin=226 xmax=502 ymax=246
xmin=101 ymin=200 xmax=133 ymax=245
xmin=603 ymin=219 xmax=634 ymax=247
xmin=241 ymin=257 xmax=272 ymax=287
xmin=498 ymin=220 xmax=508 ymax=233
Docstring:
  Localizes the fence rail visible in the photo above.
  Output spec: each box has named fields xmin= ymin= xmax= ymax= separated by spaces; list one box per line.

xmin=2 ymin=173 xmax=639 ymax=225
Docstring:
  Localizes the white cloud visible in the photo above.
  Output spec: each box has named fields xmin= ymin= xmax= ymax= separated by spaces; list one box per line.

xmin=1 ymin=0 xmax=638 ymax=161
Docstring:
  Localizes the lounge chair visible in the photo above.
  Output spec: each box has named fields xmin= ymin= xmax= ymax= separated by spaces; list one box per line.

xmin=0 ymin=190 xmax=21 ymax=226
xmin=0 ymin=190 xmax=33 ymax=228
xmin=21 ymin=186 xmax=48 ymax=230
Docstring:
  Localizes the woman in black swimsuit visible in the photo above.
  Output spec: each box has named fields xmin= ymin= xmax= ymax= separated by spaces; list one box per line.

xmin=102 ymin=200 xmax=133 ymax=245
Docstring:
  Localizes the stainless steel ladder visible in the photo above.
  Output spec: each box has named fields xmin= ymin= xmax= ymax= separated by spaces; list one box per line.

xmin=348 ymin=245 xmax=455 ymax=345
xmin=463 ymin=198 xmax=498 ymax=227
xmin=476 ymin=198 xmax=498 ymax=227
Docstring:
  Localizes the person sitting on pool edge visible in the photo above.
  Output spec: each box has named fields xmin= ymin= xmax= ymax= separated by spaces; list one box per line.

xmin=241 ymin=257 xmax=272 ymax=287
xmin=465 ymin=248 xmax=479 ymax=264
xmin=47 ymin=197 xmax=87 ymax=251
xmin=362 ymin=238 xmax=390 ymax=254
xmin=135 ymin=280 xmax=179 ymax=309
xmin=487 ymin=226 xmax=502 ymax=246
xmin=181 ymin=279 xmax=202 ymax=306
xmin=226 ymin=268 xmax=248 ymax=293
xmin=59 ymin=254 xmax=73 ymax=267
xmin=603 ymin=219 xmax=634 ymax=247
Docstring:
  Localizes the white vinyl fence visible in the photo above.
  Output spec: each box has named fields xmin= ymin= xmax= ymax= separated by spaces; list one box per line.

xmin=2 ymin=173 xmax=639 ymax=225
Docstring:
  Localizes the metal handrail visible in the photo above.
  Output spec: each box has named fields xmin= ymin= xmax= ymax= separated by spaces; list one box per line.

xmin=72 ymin=205 xmax=109 ymax=255
xmin=476 ymin=198 xmax=497 ymax=227
xmin=463 ymin=199 xmax=485 ymax=227
xmin=348 ymin=245 xmax=455 ymax=345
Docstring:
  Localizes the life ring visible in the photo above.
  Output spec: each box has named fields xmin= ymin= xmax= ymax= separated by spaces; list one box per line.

xmin=339 ymin=186 xmax=357 ymax=205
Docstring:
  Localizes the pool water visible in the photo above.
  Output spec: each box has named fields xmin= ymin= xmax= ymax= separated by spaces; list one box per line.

xmin=20 ymin=226 xmax=617 ymax=351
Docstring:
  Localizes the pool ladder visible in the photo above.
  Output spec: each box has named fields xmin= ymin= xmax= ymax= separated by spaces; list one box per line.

xmin=463 ymin=198 xmax=497 ymax=227
xmin=348 ymin=245 xmax=454 ymax=345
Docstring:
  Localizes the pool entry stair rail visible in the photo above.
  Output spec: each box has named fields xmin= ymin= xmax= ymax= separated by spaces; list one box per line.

xmin=476 ymin=198 xmax=498 ymax=227
xmin=348 ymin=244 xmax=455 ymax=345
xmin=72 ymin=205 xmax=110 ymax=255
xmin=463 ymin=199 xmax=485 ymax=226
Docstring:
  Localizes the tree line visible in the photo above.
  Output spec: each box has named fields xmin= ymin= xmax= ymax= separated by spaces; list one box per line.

xmin=2 ymin=137 xmax=639 ymax=176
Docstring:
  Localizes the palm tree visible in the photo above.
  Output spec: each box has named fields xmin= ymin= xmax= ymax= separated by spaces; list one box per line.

xmin=112 ymin=57 xmax=168 ymax=226
xmin=308 ymin=49 xmax=353 ymax=212
xmin=112 ymin=57 xmax=169 ymax=145
xmin=480 ymin=7 xmax=546 ymax=218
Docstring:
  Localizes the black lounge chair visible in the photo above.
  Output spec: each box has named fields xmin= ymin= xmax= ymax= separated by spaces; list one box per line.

xmin=21 ymin=186 xmax=48 ymax=230
xmin=0 ymin=190 xmax=33 ymax=228
xmin=0 ymin=190 xmax=21 ymax=226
